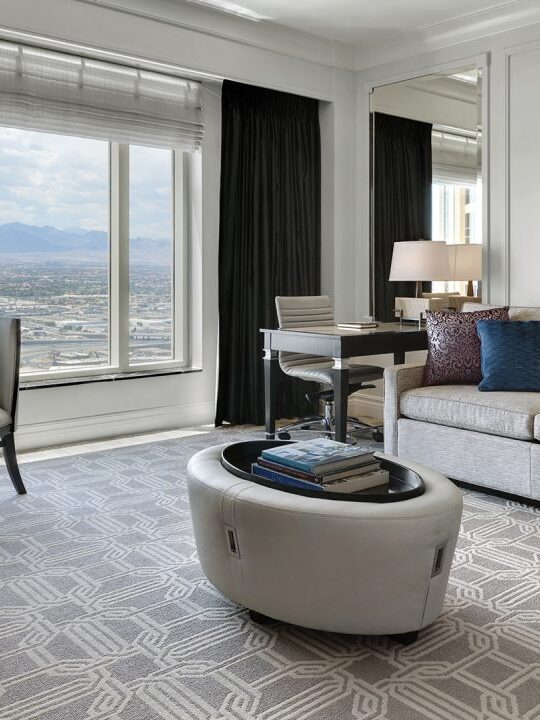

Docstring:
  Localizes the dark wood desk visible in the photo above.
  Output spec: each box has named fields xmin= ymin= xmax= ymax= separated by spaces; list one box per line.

xmin=261 ymin=323 xmax=428 ymax=443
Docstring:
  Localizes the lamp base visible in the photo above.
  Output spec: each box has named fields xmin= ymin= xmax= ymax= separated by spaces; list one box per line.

xmin=415 ymin=280 xmax=422 ymax=298
xmin=466 ymin=280 xmax=474 ymax=297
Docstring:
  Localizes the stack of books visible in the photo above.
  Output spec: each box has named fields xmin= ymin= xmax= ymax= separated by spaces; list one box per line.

xmin=251 ymin=438 xmax=389 ymax=493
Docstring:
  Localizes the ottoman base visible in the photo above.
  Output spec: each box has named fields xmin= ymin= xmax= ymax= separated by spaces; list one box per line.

xmin=187 ymin=445 xmax=463 ymax=638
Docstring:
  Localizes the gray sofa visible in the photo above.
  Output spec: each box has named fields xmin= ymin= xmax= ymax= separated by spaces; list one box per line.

xmin=384 ymin=305 xmax=540 ymax=501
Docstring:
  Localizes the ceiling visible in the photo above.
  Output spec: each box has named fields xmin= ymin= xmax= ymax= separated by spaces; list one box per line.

xmin=180 ymin=0 xmax=520 ymax=44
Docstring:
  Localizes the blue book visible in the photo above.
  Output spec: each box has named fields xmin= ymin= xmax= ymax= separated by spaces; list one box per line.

xmin=251 ymin=463 xmax=324 ymax=492
xmin=261 ymin=438 xmax=374 ymax=474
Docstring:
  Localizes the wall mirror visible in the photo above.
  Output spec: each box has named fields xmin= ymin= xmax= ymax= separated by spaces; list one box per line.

xmin=369 ymin=65 xmax=484 ymax=322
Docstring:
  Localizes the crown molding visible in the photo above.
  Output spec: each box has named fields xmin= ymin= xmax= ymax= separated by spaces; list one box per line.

xmin=354 ymin=0 xmax=540 ymax=70
xmin=76 ymin=0 xmax=356 ymax=71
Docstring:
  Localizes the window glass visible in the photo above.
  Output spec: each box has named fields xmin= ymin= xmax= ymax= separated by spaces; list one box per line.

xmin=128 ymin=145 xmax=174 ymax=364
xmin=0 ymin=127 xmax=109 ymax=373
xmin=432 ymin=181 xmax=478 ymax=294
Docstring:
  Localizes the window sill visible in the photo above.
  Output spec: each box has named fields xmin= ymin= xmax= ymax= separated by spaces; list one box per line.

xmin=20 ymin=366 xmax=202 ymax=391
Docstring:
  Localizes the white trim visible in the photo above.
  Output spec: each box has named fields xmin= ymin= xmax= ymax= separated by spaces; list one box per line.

xmin=363 ymin=53 xmax=488 ymax=94
xmin=348 ymin=392 xmax=383 ymax=421
xmin=74 ymin=0 xmax=356 ymax=72
xmin=355 ymin=0 xmax=540 ymax=70
xmin=479 ymin=62 xmax=491 ymax=305
xmin=365 ymin=53 xmax=490 ymax=304
xmin=501 ymin=36 xmax=540 ymax=307
xmin=173 ymin=150 xmax=190 ymax=366
xmin=14 ymin=400 xmax=215 ymax=452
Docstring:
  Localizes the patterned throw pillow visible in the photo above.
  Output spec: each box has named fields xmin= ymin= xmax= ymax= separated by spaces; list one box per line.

xmin=423 ymin=307 xmax=510 ymax=386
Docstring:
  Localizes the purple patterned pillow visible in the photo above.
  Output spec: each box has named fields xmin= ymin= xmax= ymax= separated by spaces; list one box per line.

xmin=423 ymin=307 xmax=510 ymax=386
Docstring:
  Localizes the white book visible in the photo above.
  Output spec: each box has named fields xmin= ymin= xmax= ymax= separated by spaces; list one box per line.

xmin=337 ymin=322 xmax=378 ymax=330
xmin=324 ymin=468 xmax=389 ymax=493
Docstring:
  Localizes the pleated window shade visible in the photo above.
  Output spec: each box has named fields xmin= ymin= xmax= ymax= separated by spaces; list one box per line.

xmin=432 ymin=130 xmax=478 ymax=185
xmin=0 ymin=41 xmax=203 ymax=150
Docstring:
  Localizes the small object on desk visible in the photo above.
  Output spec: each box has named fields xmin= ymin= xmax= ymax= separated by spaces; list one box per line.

xmin=338 ymin=322 xmax=379 ymax=330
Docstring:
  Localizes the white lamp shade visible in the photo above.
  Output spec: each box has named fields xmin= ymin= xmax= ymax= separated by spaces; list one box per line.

xmin=447 ymin=244 xmax=482 ymax=281
xmin=389 ymin=241 xmax=450 ymax=282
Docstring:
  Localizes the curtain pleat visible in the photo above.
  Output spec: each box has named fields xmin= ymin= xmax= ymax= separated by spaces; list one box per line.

xmin=215 ymin=80 xmax=321 ymax=426
xmin=373 ymin=113 xmax=433 ymax=321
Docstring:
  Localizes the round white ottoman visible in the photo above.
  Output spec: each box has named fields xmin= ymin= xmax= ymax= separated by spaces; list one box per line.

xmin=187 ymin=445 xmax=463 ymax=640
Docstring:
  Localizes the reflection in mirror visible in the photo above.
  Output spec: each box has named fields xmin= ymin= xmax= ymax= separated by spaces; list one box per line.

xmin=369 ymin=66 xmax=482 ymax=322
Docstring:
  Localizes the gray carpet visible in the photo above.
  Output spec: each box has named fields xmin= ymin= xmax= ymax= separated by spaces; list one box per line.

xmin=1 ymin=426 xmax=539 ymax=720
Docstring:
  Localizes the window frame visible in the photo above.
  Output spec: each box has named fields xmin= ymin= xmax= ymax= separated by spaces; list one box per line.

xmin=14 ymin=138 xmax=190 ymax=381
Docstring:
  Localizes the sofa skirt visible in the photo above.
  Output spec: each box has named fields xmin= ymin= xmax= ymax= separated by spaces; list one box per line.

xmin=397 ymin=418 xmax=539 ymax=500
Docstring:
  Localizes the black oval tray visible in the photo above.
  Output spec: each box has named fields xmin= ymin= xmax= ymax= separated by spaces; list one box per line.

xmin=221 ymin=440 xmax=424 ymax=503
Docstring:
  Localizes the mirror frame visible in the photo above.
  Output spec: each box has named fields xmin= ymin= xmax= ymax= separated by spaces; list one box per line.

xmin=362 ymin=53 xmax=490 ymax=315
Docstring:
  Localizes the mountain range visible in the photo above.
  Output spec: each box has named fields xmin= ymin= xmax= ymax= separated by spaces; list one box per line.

xmin=0 ymin=223 xmax=170 ymax=265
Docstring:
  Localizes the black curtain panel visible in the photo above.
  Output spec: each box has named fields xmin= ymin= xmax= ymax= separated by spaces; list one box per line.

xmin=215 ymin=80 xmax=321 ymax=426
xmin=373 ymin=112 xmax=433 ymax=322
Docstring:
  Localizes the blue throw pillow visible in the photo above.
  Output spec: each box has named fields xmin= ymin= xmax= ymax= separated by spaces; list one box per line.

xmin=477 ymin=320 xmax=540 ymax=391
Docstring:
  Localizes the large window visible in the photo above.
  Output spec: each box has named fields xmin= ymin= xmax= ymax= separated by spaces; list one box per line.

xmin=432 ymin=180 xmax=479 ymax=294
xmin=0 ymin=127 xmax=190 ymax=379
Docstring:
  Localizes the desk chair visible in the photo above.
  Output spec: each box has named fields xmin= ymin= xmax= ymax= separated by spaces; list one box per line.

xmin=275 ymin=295 xmax=384 ymax=442
xmin=0 ymin=318 xmax=26 ymax=494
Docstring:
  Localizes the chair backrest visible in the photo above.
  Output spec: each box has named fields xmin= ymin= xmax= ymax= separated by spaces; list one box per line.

xmin=275 ymin=295 xmax=335 ymax=329
xmin=0 ymin=318 xmax=21 ymax=427
xmin=275 ymin=295 xmax=335 ymax=373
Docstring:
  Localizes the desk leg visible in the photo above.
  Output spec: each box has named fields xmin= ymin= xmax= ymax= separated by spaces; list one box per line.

xmin=333 ymin=358 xmax=349 ymax=444
xmin=394 ymin=350 xmax=406 ymax=365
xmin=264 ymin=349 xmax=278 ymax=439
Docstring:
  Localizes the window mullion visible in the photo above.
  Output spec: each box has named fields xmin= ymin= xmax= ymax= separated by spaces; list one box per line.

xmin=173 ymin=150 xmax=189 ymax=365
xmin=110 ymin=142 xmax=130 ymax=371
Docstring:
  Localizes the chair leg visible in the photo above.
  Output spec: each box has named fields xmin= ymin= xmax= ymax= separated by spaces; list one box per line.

xmin=2 ymin=433 xmax=26 ymax=494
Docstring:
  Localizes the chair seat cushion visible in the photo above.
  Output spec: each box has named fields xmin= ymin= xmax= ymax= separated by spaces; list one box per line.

xmin=400 ymin=384 xmax=540 ymax=441
xmin=284 ymin=361 xmax=384 ymax=386
xmin=0 ymin=408 xmax=12 ymax=431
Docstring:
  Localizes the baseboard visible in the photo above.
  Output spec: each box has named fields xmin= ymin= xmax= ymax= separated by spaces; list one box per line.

xmin=15 ymin=400 xmax=216 ymax=452
xmin=348 ymin=392 xmax=384 ymax=421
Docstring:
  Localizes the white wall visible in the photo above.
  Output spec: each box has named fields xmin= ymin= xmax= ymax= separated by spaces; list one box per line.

xmin=349 ymin=18 xmax=540 ymax=418
xmin=371 ymin=81 xmax=477 ymax=131
xmin=0 ymin=0 xmax=357 ymax=449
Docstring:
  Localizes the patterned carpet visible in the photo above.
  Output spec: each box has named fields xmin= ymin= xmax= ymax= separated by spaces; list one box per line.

xmin=1 ymin=425 xmax=539 ymax=720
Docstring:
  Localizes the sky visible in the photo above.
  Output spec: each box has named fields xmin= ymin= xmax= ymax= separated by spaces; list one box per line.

xmin=0 ymin=127 xmax=172 ymax=239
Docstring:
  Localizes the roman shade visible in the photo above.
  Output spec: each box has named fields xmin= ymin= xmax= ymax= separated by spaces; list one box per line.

xmin=0 ymin=41 xmax=203 ymax=150
xmin=432 ymin=130 xmax=477 ymax=185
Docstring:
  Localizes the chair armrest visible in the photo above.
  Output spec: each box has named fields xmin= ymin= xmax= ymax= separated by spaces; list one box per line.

xmin=383 ymin=363 xmax=425 ymax=455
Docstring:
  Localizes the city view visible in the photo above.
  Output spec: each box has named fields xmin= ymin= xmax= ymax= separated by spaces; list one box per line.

xmin=0 ymin=224 xmax=173 ymax=373
xmin=0 ymin=127 xmax=176 ymax=375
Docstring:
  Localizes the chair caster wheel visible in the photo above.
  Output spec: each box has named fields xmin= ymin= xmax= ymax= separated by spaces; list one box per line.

xmin=277 ymin=432 xmax=291 ymax=440
xmin=372 ymin=430 xmax=384 ymax=443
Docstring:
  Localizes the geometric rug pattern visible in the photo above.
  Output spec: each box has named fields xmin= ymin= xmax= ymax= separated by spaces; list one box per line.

xmin=1 ymin=425 xmax=539 ymax=720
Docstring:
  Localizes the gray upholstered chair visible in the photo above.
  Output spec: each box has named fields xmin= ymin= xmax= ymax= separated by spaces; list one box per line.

xmin=275 ymin=295 xmax=384 ymax=441
xmin=0 ymin=318 xmax=26 ymax=494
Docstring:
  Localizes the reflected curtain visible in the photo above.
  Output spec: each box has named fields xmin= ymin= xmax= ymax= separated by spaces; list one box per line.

xmin=215 ymin=80 xmax=321 ymax=426
xmin=373 ymin=112 xmax=433 ymax=322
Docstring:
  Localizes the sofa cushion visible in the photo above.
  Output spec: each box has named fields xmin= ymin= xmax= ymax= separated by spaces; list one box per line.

xmin=423 ymin=307 xmax=509 ymax=386
xmin=400 ymin=384 xmax=540 ymax=441
xmin=477 ymin=320 xmax=540 ymax=391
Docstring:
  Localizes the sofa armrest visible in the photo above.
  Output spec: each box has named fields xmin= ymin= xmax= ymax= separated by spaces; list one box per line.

xmin=384 ymin=363 xmax=425 ymax=455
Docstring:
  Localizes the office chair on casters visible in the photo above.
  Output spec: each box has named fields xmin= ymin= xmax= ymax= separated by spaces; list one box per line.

xmin=274 ymin=295 xmax=384 ymax=443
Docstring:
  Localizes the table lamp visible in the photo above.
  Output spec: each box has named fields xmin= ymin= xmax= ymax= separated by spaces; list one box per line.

xmin=389 ymin=241 xmax=450 ymax=297
xmin=447 ymin=244 xmax=482 ymax=297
